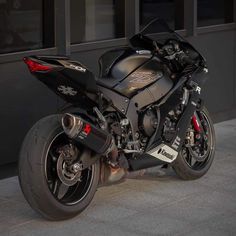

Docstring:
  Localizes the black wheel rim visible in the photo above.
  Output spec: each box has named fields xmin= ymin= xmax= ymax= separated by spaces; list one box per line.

xmin=45 ymin=132 xmax=94 ymax=205
xmin=182 ymin=110 xmax=214 ymax=171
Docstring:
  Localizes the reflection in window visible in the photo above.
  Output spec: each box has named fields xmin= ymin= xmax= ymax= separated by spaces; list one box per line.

xmin=140 ymin=0 xmax=184 ymax=33
xmin=0 ymin=0 xmax=50 ymax=54
xmin=71 ymin=0 xmax=125 ymax=44
xmin=197 ymin=0 xmax=234 ymax=27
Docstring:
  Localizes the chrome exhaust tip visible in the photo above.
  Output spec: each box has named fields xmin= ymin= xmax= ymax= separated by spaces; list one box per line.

xmin=62 ymin=113 xmax=83 ymax=138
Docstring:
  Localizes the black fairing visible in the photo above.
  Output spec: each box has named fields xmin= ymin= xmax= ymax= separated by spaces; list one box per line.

xmin=112 ymin=55 xmax=168 ymax=98
xmin=26 ymin=56 xmax=97 ymax=108
xmin=111 ymin=52 xmax=152 ymax=80
xmin=35 ymin=56 xmax=97 ymax=92
xmin=98 ymin=48 xmax=173 ymax=98
xmin=26 ymin=52 xmax=174 ymax=113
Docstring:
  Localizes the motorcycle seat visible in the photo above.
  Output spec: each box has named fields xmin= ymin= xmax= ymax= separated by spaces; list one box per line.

xmin=98 ymin=47 xmax=130 ymax=78
xmin=96 ymin=77 xmax=120 ymax=89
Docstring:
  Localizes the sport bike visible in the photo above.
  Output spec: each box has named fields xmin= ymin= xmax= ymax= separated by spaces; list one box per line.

xmin=19 ymin=19 xmax=215 ymax=220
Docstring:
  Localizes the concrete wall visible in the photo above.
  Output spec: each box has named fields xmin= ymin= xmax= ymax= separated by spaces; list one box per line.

xmin=189 ymin=29 xmax=236 ymax=115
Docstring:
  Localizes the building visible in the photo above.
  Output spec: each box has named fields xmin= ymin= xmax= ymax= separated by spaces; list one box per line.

xmin=0 ymin=0 xmax=236 ymax=173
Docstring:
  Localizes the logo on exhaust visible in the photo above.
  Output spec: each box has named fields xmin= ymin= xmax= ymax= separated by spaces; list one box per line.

xmin=83 ymin=124 xmax=91 ymax=135
xmin=78 ymin=123 xmax=92 ymax=140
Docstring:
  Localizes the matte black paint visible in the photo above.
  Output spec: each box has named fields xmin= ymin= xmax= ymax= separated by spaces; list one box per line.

xmin=111 ymin=53 xmax=151 ymax=80
xmin=66 ymin=115 xmax=113 ymax=155
xmin=98 ymin=48 xmax=170 ymax=98
xmin=25 ymin=56 xmax=97 ymax=108
xmin=112 ymin=56 xmax=167 ymax=97
xmin=0 ymin=30 xmax=235 ymax=167
xmin=128 ymin=153 xmax=165 ymax=171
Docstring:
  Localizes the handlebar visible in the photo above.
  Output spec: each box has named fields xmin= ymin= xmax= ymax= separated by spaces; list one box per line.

xmin=160 ymin=40 xmax=196 ymax=65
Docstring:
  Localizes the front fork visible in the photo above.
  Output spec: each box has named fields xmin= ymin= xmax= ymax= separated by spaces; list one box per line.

xmin=192 ymin=112 xmax=201 ymax=133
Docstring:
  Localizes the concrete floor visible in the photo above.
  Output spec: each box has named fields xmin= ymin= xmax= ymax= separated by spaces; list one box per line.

xmin=0 ymin=119 xmax=236 ymax=236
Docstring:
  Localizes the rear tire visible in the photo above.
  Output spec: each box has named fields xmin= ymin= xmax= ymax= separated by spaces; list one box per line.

xmin=18 ymin=115 xmax=100 ymax=220
xmin=173 ymin=106 xmax=215 ymax=180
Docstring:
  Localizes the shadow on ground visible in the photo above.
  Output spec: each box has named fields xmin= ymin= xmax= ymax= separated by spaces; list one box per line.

xmin=0 ymin=119 xmax=236 ymax=236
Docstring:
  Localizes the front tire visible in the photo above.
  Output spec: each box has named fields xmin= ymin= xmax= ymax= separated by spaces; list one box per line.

xmin=173 ymin=106 xmax=215 ymax=180
xmin=18 ymin=115 xmax=100 ymax=220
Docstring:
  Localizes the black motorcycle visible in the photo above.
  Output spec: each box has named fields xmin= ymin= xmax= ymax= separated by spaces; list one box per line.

xmin=19 ymin=19 xmax=215 ymax=220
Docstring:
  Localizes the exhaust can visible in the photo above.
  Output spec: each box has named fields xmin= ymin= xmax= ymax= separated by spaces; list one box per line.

xmin=62 ymin=113 xmax=113 ymax=155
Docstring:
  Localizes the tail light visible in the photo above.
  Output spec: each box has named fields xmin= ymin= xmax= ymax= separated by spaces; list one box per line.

xmin=23 ymin=57 xmax=52 ymax=73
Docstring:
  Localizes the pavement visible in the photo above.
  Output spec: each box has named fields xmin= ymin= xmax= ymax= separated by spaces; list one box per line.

xmin=0 ymin=119 xmax=236 ymax=236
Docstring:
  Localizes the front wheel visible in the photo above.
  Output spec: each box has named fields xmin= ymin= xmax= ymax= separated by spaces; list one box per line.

xmin=18 ymin=115 xmax=100 ymax=220
xmin=173 ymin=106 xmax=215 ymax=180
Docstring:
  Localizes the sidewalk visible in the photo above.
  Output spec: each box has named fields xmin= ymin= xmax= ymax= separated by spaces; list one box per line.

xmin=0 ymin=119 xmax=236 ymax=236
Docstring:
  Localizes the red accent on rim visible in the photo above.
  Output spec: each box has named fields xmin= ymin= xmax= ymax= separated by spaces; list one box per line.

xmin=23 ymin=58 xmax=52 ymax=73
xmin=83 ymin=124 xmax=91 ymax=135
xmin=192 ymin=115 xmax=201 ymax=132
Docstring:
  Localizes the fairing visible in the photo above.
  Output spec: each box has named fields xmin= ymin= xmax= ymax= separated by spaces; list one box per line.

xmin=98 ymin=48 xmax=173 ymax=98
xmin=24 ymin=56 xmax=97 ymax=107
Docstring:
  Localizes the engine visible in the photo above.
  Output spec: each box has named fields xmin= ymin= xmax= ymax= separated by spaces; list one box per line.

xmin=138 ymin=105 xmax=183 ymax=144
xmin=105 ymin=109 xmax=159 ymax=155
xmin=104 ymin=112 xmax=133 ymax=150
xmin=139 ymin=107 xmax=159 ymax=137
xmin=104 ymin=99 xmax=183 ymax=156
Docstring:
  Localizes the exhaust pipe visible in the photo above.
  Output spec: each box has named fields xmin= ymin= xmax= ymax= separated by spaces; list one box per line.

xmin=62 ymin=113 xmax=113 ymax=155
xmin=62 ymin=113 xmax=127 ymax=184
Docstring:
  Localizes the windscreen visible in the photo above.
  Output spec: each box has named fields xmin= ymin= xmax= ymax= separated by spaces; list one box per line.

xmin=139 ymin=18 xmax=185 ymax=44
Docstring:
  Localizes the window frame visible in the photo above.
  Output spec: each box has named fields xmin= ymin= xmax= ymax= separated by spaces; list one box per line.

xmin=0 ymin=0 xmax=55 ymax=56
xmin=197 ymin=0 xmax=234 ymax=28
xmin=70 ymin=0 xmax=136 ymax=54
xmin=70 ymin=0 xmax=144 ymax=52
xmin=0 ymin=0 xmax=236 ymax=64
xmin=139 ymin=0 xmax=185 ymax=32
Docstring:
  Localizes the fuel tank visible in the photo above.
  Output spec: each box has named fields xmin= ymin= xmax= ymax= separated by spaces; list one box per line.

xmin=109 ymin=49 xmax=174 ymax=98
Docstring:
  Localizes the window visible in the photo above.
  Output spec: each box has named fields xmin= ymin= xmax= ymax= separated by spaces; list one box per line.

xmin=0 ymin=0 xmax=54 ymax=54
xmin=140 ymin=0 xmax=184 ymax=33
xmin=197 ymin=0 xmax=234 ymax=27
xmin=71 ymin=0 xmax=125 ymax=44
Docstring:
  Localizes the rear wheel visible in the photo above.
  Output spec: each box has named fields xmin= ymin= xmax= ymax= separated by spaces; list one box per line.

xmin=18 ymin=115 xmax=100 ymax=220
xmin=173 ymin=106 xmax=215 ymax=180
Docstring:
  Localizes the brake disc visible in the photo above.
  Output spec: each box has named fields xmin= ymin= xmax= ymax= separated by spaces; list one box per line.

xmin=188 ymin=139 xmax=210 ymax=162
xmin=57 ymin=153 xmax=82 ymax=186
